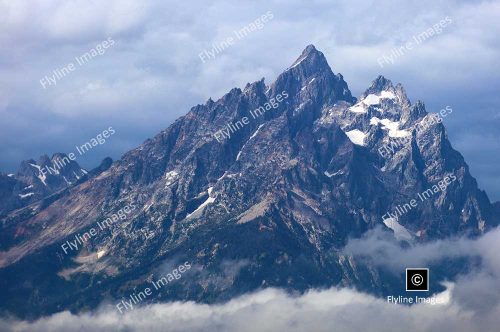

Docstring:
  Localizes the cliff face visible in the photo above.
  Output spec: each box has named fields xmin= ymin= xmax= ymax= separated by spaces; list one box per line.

xmin=0 ymin=45 xmax=497 ymax=319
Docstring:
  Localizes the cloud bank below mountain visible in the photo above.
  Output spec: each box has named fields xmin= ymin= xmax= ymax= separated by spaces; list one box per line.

xmin=3 ymin=227 xmax=500 ymax=332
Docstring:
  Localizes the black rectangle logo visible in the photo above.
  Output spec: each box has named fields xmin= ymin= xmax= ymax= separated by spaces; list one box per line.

xmin=406 ymin=268 xmax=429 ymax=291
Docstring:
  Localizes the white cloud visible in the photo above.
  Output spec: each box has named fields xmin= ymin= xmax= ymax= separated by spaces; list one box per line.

xmin=343 ymin=225 xmax=500 ymax=272
xmin=2 ymin=227 xmax=500 ymax=332
xmin=1 ymin=284 xmax=498 ymax=332
xmin=343 ymin=226 xmax=500 ymax=312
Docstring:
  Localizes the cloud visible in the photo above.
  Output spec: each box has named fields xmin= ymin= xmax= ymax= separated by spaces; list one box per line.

xmin=343 ymin=226 xmax=475 ymax=271
xmin=344 ymin=225 xmax=500 ymax=266
xmin=0 ymin=284 xmax=498 ymax=332
xmin=1 ymin=227 xmax=500 ymax=332
xmin=343 ymin=226 xmax=500 ymax=312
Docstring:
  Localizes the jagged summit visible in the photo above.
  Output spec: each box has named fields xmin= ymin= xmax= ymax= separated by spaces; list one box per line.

xmin=0 ymin=153 xmax=88 ymax=215
xmin=202 ymin=45 xmax=354 ymax=112
xmin=303 ymin=44 xmax=318 ymax=54
xmin=356 ymin=75 xmax=411 ymax=112
xmin=288 ymin=44 xmax=331 ymax=73
xmin=290 ymin=44 xmax=320 ymax=65
xmin=366 ymin=75 xmax=394 ymax=93
xmin=266 ymin=45 xmax=355 ymax=105
xmin=243 ymin=78 xmax=266 ymax=94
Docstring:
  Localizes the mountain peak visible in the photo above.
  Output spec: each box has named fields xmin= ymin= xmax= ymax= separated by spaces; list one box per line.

xmin=368 ymin=75 xmax=394 ymax=92
xmin=302 ymin=44 xmax=318 ymax=55
xmin=288 ymin=44 xmax=329 ymax=72
xmin=360 ymin=75 xmax=411 ymax=108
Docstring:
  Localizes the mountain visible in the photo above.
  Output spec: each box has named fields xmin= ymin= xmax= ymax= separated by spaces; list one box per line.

xmin=0 ymin=45 xmax=498 ymax=319
xmin=0 ymin=153 xmax=88 ymax=216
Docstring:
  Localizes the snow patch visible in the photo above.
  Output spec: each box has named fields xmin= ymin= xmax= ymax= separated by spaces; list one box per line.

xmin=217 ymin=171 xmax=228 ymax=181
xmin=29 ymin=163 xmax=47 ymax=186
xmin=165 ymin=170 xmax=179 ymax=186
xmin=324 ymin=170 xmax=343 ymax=177
xmin=97 ymin=250 xmax=106 ymax=259
xmin=63 ymin=176 xmax=71 ymax=185
xmin=349 ymin=103 xmax=366 ymax=113
xmin=142 ymin=202 xmax=153 ymax=211
xmin=186 ymin=187 xmax=215 ymax=219
xmin=348 ymin=90 xmax=396 ymax=114
xmin=297 ymin=102 xmax=306 ymax=109
xmin=249 ymin=124 xmax=264 ymax=141
xmin=237 ymin=124 xmax=264 ymax=161
xmin=290 ymin=56 xmax=306 ymax=69
xmin=383 ymin=217 xmax=413 ymax=241
xmin=300 ymin=78 xmax=315 ymax=91
xmin=7 ymin=173 xmax=14 ymax=177
xmin=370 ymin=117 xmax=410 ymax=138
xmin=345 ymin=129 xmax=366 ymax=146
xmin=19 ymin=192 xmax=34 ymax=198
xmin=369 ymin=116 xmax=381 ymax=125
xmin=218 ymin=172 xmax=236 ymax=181
xmin=363 ymin=91 xmax=396 ymax=106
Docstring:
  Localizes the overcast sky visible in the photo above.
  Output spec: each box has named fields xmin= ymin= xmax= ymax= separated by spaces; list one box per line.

xmin=1 ymin=0 xmax=499 ymax=200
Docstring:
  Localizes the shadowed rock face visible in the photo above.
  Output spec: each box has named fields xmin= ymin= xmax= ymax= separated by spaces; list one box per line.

xmin=0 ymin=45 xmax=497 ymax=319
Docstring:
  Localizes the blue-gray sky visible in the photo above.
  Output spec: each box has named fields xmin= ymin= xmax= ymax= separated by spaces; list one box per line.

xmin=1 ymin=0 xmax=499 ymax=201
